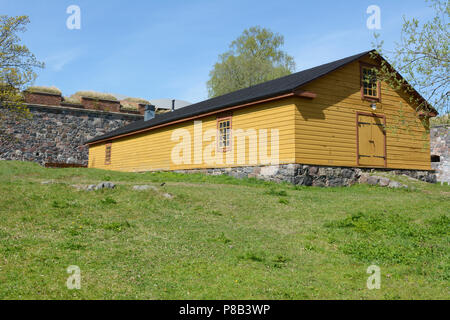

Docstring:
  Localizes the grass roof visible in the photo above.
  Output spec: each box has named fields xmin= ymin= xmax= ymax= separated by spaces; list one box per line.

xmin=120 ymin=101 xmax=139 ymax=111
xmin=123 ymin=97 xmax=150 ymax=105
xmin=62 ymin=96 xmax=82 ymax=105
xmin=74 ymin=91 xmax=118 ymax=101
xmin=25 ymin=86 xmax=62 ymax=95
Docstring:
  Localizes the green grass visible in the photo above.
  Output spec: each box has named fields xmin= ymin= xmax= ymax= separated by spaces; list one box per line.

xmin=25 ymin=86 xmax=62 ymax=95
xmin=62 ymin=96 xmax=82 ymax=105
xmin=0 ymin=160 xmax=448 ymax=300
xmin=73 ymin=91 xmax=118 ymax=101
xmin=120 ymin=101 xmax=139 ymax=111
xmin=123 ymin=97 xmax=150 ymax=105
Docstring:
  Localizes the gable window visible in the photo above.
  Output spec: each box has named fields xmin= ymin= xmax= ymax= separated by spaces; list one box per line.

xmin=105 ymin=143 xmax=112 ymax=165
xmin=360 ymin=63 xmax=380 ymax=101
xmin=217 ymin=116 xmax=232 ymax=152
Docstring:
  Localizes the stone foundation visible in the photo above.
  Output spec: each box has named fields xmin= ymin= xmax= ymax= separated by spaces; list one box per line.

xmin=175 ymin=164 xmax=437 ymax=186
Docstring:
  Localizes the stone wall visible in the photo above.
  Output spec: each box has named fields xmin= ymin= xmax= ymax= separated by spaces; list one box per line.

xmin=0 ymin=104 xmax=142 ymax=165
xmin=22 ymin=90 xmax=148 ymax=115
xmin=175 ymin=164 xmax=437 ymax=186
xmin=430 ymin=125 xmax=450 ymax=183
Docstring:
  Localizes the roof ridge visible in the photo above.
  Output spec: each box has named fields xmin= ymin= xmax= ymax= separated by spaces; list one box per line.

xmin=194 ymin=50 xmax=375 ymax=105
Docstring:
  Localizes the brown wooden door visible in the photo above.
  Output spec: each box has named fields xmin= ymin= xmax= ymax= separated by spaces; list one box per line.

xmin=357 ymin=114 xmax=386 ymax=167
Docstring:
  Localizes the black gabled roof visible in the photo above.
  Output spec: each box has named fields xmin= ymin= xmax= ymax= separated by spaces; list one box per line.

xmin=87 ymin=50 xmax=374 ymax=144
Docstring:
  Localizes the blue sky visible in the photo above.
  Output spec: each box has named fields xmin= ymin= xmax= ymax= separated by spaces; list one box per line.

xmin=1 ymin=0 xmax=434 ymax=103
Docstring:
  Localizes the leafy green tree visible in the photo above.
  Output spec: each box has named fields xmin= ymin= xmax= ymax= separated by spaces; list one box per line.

xmin=372 ymin=0 xmax=449 ymax=119
xmin=207 ymin=26 xmax=295 ymax=98
xmin=0 ymin=15 xmax=44 ymax=122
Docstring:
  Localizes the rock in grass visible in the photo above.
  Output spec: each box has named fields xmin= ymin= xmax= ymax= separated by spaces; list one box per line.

xmin=359 ymin=175 xmax=410 ymax=189
xmin=388 ymin=181 xmax=402 ymax=188
xmin=367 ymin=176 xmax=380 ymax=185
xmin=132 ymin=185 xmax=158 ymax=191
xmin=103 ymin=182 xmax=115 ymax=189
xmin=78 ymin=182 xmax=119 ymax=191
xmin=378 ymin=177 xmax=391 ymax=187
xmin=162 ymin=193 xmax=174 ymax=199
xmin=86 ymin=182 xmax=116 ymax=190
xmin=359 ymin=173 xmax=370 ymax=184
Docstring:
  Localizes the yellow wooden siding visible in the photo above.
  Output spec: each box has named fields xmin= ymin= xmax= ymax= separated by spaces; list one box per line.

xmin=88 ymin=99 xmax=296 ymax=172
xmin=89 ymin=54 xmax=431 ymax=172
xmin=295 ymin=56 xmax=431 ymax=170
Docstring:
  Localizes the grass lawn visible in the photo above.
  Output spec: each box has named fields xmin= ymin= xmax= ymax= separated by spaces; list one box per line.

xmin=0 ymin=160 xmax=448 ymax=299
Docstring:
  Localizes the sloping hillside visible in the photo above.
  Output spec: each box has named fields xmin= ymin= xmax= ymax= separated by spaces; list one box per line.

xmin=0 ymin=161 xmax=448 ymax=299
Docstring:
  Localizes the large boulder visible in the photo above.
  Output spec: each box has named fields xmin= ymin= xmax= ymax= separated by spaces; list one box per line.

xmin=367 ymin=176 xmax=380 ymax=185
xmin=388 ymin=181 xmax=404 ymax=188
xmin=99 ymin=182 xmax=115 ymax=189
xmin=378 ymin=177 xmax=391 ymax=187
xmin=359 ymin=173 xmax=370 ymax=184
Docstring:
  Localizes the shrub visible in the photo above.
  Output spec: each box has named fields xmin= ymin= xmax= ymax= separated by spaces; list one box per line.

xmin=25 ymin=86 xmax=62 ymax=95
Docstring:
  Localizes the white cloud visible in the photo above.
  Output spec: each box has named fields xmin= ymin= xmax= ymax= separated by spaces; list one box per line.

xmin=44 ymin=49 xmax=83 ymax=72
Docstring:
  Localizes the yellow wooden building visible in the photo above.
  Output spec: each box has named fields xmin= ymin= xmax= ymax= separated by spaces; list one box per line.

xmin=86 ymin=50 xmax=436 ymax=184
